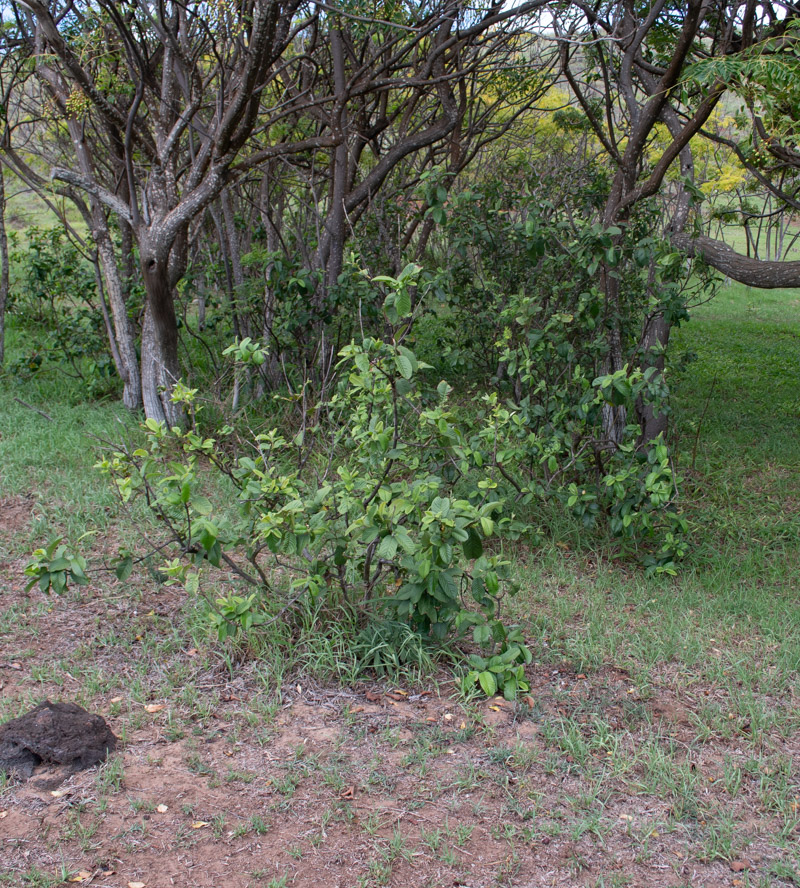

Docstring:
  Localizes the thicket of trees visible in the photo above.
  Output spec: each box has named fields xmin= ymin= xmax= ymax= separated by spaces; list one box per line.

xmin=7 ymin=1 xmax=800 ymax=680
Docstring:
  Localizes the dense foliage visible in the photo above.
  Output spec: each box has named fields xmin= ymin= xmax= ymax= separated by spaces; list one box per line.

xmin=9 ymin=0 xmax=800 ymax=692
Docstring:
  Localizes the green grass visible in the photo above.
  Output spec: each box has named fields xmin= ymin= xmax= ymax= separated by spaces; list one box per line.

xmin=5 ymin=170 xmax=86 ymax=240
xmin=0 ymin=324 xmax=142 ymax=553
xmin=672 ymin=280 xmax=800 ymax=570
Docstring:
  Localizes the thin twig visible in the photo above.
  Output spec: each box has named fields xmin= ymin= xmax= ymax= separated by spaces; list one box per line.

xmin=691 ymin=375 xmax=717 ymax=471
xmin=13 ymin=398 xmax=53 ymax=421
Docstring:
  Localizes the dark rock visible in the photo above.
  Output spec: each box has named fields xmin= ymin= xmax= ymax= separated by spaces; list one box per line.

xmin=0 ymin=700 xmax=117 ymax=779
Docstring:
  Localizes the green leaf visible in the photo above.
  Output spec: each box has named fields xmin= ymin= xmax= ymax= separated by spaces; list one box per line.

xmin=397 ymin=345 xmax=418 ymax=371
xmin=395 ymin=290 xmax=412 ymax=318
xmin=473 ymin=623 xmax=491 ymax=646
xmin=431 ymin=497 xmax=450 ymax=518
xmin=192 ymin=496 xmax=213 ymax=516
xmin=394 ymin=526 xmax=415 ymax=554
xmin=377 ymin=535 xmax=398 ymax=560
xmin=478 ymin=671 xmax=497 ymax=697
xmin=207 ymin=541 xmax=222 ymax=568
xmin=115 ymin=557 xmax=133 ymax=582
xmin=395 ymin=354 xmax=413 ymax=379
xmin=462 ymin=527 xmax=483 ymax=560
xmin=503 ymin=675 xmax=518 ymax=701
xmin=398 ymin=262 xmax=422 ymax=282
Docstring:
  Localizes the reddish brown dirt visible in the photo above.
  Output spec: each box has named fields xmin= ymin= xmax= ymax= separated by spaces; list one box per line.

xmin=0 ymin=549 xmax=798 ymax=888
xmin=0 ymin=495 xmax=33 ymax=541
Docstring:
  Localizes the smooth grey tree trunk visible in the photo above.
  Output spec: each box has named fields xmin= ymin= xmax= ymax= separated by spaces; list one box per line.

xmin=65 ymin=117 xmax=142 ymax=408
xmin=95 ymin=228 xmax=141 ymax=409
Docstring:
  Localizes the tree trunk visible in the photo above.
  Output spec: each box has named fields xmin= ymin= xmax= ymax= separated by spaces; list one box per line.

xmin=636 ymin=311 xmax=671 ymax=443
xmin=210 ymin=204 xmax=242 ymax=340
xmin=600 ymin=268 xmax=628 ymax=446
xmin=140 ymin=252 xmax=183 ymax=426
xmin=92 ymin=255 xmax=124 ymax=374
xmin=95 ymin=228 xmax=141 ymax=409
xmin=256 ymin=171 xmax=283 ymax=395
xmin=0 ymin=164 xmax=9 ymax=367
xmin=672 ymin=233 xmax=800 ymax=288
xmin=64 ymin=117 xmax=142 ymax=408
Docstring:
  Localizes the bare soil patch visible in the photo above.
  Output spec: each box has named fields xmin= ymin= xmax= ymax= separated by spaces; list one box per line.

xmin=0 ymin=496 xmax=33 ymax=541
xmin=1 ymin=553 xmax=798 ymax=888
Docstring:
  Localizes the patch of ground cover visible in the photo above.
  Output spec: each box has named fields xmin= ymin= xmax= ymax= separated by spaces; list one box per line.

xmin=1 ymin=543 xmax=799 ymax=888
xmin=1 ymin=285 xmax=799 ymax=887
xmin=0 ymin=339 xmax=141 ymax=556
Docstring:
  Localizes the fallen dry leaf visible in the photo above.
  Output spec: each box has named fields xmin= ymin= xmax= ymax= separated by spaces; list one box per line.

xmin=186 ymin=648 xmax=199 ymax=657
xmin=522 ymin=695 xmax=536 ymax=707
xmin=385 ymin=692 xmax=405 ymax=702
xmin=128 ymin=882 xmax=146 ymax=888
xmin=156 ymin=804 xmax=168 ymax=813
xmin=110 ymin=696 xmax=124 ymax=704
xmin=365 ymin=691 xmax=382 ymax=702
xmin=191 ymin=820 xmax=210 ymax=829
xmin=350 ymin=706 xmax=364 ymax=713
xmin=730 ymin=860 xmax=751 ymax=873
xmin=67 ymin=872 xmax=92 ymax=883
xmin=0 ymin=811 xmax=7 ymax=819
xmin=339 ymin=786 xmax=355 ymax=799
xmin=144 ymin=703 xmax=165 ymax=713
xmin=8 ymin=663 xmax=22 ymax=670
xmin=391 ymin=688 xmax=408 ymax=696
xmin=50 ymin=789 xmax=70 ymax=798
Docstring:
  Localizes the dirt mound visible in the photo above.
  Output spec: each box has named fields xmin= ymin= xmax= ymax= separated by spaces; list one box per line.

xmin=0 ymin=700 xmax=117 ymax=779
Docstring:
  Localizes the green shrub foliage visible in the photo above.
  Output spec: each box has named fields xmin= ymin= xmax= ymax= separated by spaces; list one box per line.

xmin=93 ymin=262 xmax=690 ymax=696
xmin=7 ymin=227 xmax=118 ymax=398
